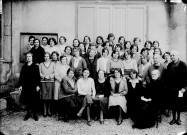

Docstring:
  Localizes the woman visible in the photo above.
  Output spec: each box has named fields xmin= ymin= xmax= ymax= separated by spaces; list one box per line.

xmin=122 ymin=50 xmax=138 ymax=78
xmin=29 ymin=38 xmax=45 ymax=65
xmin=162 ymin=52 xmax=171 ymax=67
xmin=115 ymin=44 xmax=124 ymax=59
xmin=57 ymin=36 xmax=67 ymax=56
xmin=108 ymin=68 xmax=128 ymax=125
xmin=118 ymin=36 xmax=125 ymax=51
xmin=153 ymin=41 xmax=160 ymax=49
xmin=130 ymin=45 xmax=140 ymax=63
xmin=97 ymin=48 xmax=109 ymax=72
xmin=107 ymin=33 xmax=115 ymax=50
xmin=124 ymin=41 xmax=131 ymax=51
xmin=18 ymin=52 xmax=40 ymax=121
xmin=96 ymin=36 xmax=104 ymax=55
xmin=39 ymin=52 xmax=55 ymax=117
xmin=59 ymin=68 xmax=78 ymax=121
xmin=106 ymin=50 xmax=123 ymax=76
xmin=103 ymin=41 xmax=112 ymax=58
xmin=54 ymin=55 xmax=70 ymax=100
xmin=79 ymin=42 xmax=87 ymax=58
xmin=138 ymin=55 xmax=151 ymax=80
xmin=69 ymin=48 xmax=87 ymax=79
xmin=51 ymin=51 xmax=60 ymax=65
xmin=45 ymin=38 xmax=60 ymax=55
xmin=77 ymin=68 xmax=96 ymax=126
xmin=85 ymin=49 xmax=98 ymax=79
xmin=64 ymin=46 xmax=73 ymax=65
xmin=133 ymin=37 xmax=141 ymax=46
xmin=133 ymin=70 xmax=164 ymax=129
xmin=83 ymin=36 xmax=91 ymax=53
xmin=126 ymin=70 xmax=143 ymax=122
xmin=144 ymin=41 xmax=154 ymax=58
xmin=94 ymin=70 xmax=111 ymax=124
xmin=72 ymin=39 xmax=80 ymax=48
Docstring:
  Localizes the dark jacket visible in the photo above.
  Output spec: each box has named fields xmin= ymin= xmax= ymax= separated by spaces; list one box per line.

xmin=30 ymin=46 xmax=45 ymax=64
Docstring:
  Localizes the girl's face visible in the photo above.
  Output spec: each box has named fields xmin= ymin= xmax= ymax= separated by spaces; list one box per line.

xmin=61 ymin=57 xmax=67 ymax=65
xmin=153 ymin=42 xmax=159 ymax=48
xmin=102 ymin=50 xmax=108 ymax=57
xmin=132 ymin=46 xmax=138 ymax=53
xmin=141 ymin=57 xmax=147 ymax=64
xmin=59 ymin=37 xmax=65 ymax=44
xmin=135 ymin=39 xmax=140 ymax=45
xmin=29 ymin=38 xmax=35 ymax=45
xmin=116 ymin=47 xmax=121 ymax=52
xmin=119 ymin=38 xmax=125 ymax=44
xmin=65 ymin=47 xmax=71 ymax=55
xmin=44 ymin=54 xmax=50 ymax=61
xmin=84 ymin=37 xmax=90 ymax=44
xmin=126 ymin=42 xmax=131 ymax=49
xmin=83 ymin=70 xmax=90 ymax=78
xmin=34 ymin=40 xmax=40 ymax=48
xmin=109 ymin=36 xmax=114 ymax=42
xmin=125 ymin=52 xmax=131 ymax=59
xmin=164 ymin=53 xmax=171 ymax=61
xmin=154 ymin=49 xmax=160 ymax=55
xmin=114 ymin=70 xmax=121 ymax=78
xmin=52 ymin=53 xmax=58 ymax=61
xmin=145 ymin=42 xmax=151 ymax=50
xmin=68 ymin=71 xmax=74 ymax=79
xmin=105 ymin=43 xmax=110 ymax=49
xmin=130 ymin=72 xmax=136 ymax=79
xmin=89 ymin=50 xmax=95 ymax=57
xmin=112 ymin=52 xmax=119 ymax=59
xmin=142 ymin=50 xmax=148 ymax=55
xmin=26 ymin=53 xmax=33 ymax=62
xmin=42 ymin=38 xmax=48 ymax=45
xmin=97 ymin=38 xmax=103 ymax=44
xmin=73 ymin=40 xmax=79 ymax=47
xmin=79 ymin=44 xmax=85 ymax=51
xmin=98 ymin=70 xmax=105 ymax=79
xmin=50 ymin=40 xmax=55 ymax=47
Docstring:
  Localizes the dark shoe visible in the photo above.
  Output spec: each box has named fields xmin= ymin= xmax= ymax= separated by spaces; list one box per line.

xmin=117 ymin=120 xmax=123 ymax=125
xmin=24 ymin=114 xmax=30 ymax=121
xmin=43 ymin=113 xmax=47 ymax=118
xmin=169 ymin=119 xmax=176 ymax=125
xmin=176 ymin=119 xmax=181 ymax=125
xmin=33 ymin=115 xmax=39 ymax=121
xmin=87 ymin=121 xmax=91 ymax=126
xmin=100 ymin=120 xmax=104 ymax=124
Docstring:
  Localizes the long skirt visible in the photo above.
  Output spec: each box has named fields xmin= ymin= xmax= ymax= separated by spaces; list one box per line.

xmin=41 ymin=82 xmax=54 ymax=100
xmin=109 ymin=95 xmax=127 ymax=113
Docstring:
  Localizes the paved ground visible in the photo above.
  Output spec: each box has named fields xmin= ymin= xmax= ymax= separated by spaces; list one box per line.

xmin=1 ymin=110 xmax=187 ymax=135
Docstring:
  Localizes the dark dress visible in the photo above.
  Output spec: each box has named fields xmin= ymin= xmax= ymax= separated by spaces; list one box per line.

xmin=85 ymin=57 xmax=98 ymax=79
xmin=133 ymin=79 xmax=164 ymax=129
xmin=126 ymin=79 xmax=143 ymax=121
xmin=30 ymin=46 xmax=45 ymax=64
xmin=19 ymin=63 xmax=40 ymax=110
xmin=94 ymin=79 xmax=111 ymax=112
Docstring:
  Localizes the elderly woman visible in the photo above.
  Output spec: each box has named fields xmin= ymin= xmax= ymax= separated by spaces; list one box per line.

xmin=106 ymin=50 xmax=123 ymax=77
xmin=54 ymin=55 xmax=70 ymax=100
xmin=77 ymin=68 xmax=96 ymax=126
xmin=39 ymin=52 xmax=55 ymax=117
xmin=109 ymin=68 xmax=128 ymax=125
xmin=18 ymin=52 xmax=40 ymax=121
xmin=58 ymin=68 xmax=78 ymax=121
xmin=132 ymin=70 xmax=164 ymax=129
xmin=69 ymin=48 xmax=87 ymax=79
xmin=94 ymin=70 xmax=111 ymax=124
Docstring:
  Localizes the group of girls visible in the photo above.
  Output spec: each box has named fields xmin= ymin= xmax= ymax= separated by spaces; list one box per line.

xmin=18 ymin=33 xmax=178 ymax=129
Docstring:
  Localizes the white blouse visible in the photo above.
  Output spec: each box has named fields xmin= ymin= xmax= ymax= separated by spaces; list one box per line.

xmin=97 ymin=57 xmax=109 ymax=72
xmin=77 ymin=78 xmax=96 ymax=97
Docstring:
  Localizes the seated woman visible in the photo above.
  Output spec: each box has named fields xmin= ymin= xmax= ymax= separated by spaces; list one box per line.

xmin=108 ymin=68 xmax=128 ymax=125
xmin=126 ymin=69 xmax=143 ymax=122
xmin=94 ymin=70 xmax=111 ymax=124
xmin=132 ymin=69 xmax=164 ymax=129
xmin=76 ymin=68 xmax=96 ymax=126
xmin=58 ymin=68 xmax=78 ymax=121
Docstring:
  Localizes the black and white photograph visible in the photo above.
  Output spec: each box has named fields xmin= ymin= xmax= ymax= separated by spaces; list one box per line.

xmin=0 ymin=0 xmax=187 ymax=135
